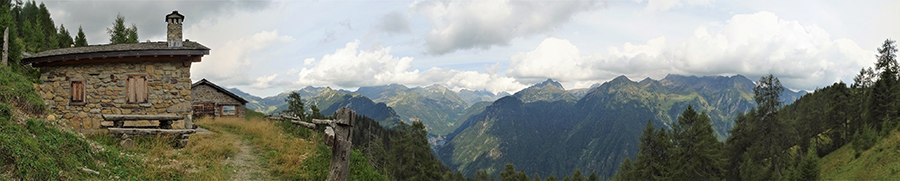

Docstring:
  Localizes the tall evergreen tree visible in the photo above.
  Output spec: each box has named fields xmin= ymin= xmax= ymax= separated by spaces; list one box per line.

xmin=56 ymin=24 xmax=73 ymax=48
xmin=74 ymin=26 xmax=87 ymax=47
xmin=107 ymin=14 xmax=138 ymax=44
xmin=670 ymin=105 xmax=725 ymax=180
xmin=22 ymin=19 xmax=41 ymax=52
xmin=725 ymin=110 xmax=756 ymax=181
xmin=390 ymin=121 xmax=442 ymax=180
xmin=571 ymin=169 xmax=583 ymax=181
xmin=281 ymin=92 xmax=306 ymax=119
xmin=36 ymin=2 xmax=55 ymax=50
xmin=632 ymin=120 xmax=671 ymax=180
xmin=751 ymin=74 xmax=790 ymax=179
xmin=868 ymin=39 xmax=899 ymax=131
xmin=500 ymin=163 xmax=517 ymax=181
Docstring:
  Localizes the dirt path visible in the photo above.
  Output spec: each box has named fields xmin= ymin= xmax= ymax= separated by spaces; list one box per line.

xmin=224 ymin=135 xmax=271 ymax=180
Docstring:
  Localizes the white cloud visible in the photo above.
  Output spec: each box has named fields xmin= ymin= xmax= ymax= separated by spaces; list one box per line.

xmin=294 ymin=40 xmax=526 ymax=94
xmin=410 ymin=0 xmax=599 ymax=55
xmin=635 ymin=0 xmax=715 ymax=12
xmin=506 ymin=11 xmax=874 ymax=91
xmin=251 ymin=74 xmax=278 ymax=89
xmin=507 ymin=38 xmax=595 ymax=82
xmin=192 ymin=30 xmax=294 ymax=85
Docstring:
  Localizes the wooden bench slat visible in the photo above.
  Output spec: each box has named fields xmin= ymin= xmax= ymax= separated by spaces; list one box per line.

xmin=102 ymin=114 xmax=183 ymax=121
xmin=108 ymin=128 xmax=196 ymax=135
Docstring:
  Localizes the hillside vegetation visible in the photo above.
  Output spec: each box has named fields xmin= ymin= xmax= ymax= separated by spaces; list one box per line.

xmin=819 ymin=129 xmax=900 ymax=180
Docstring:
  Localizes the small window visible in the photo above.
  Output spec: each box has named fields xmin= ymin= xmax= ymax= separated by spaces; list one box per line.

xmin=126 ymin=74 xmax=148 ymax=103
xmin=222 ymin=105 xmax=236 ymax=116
xmin=70 ymin=80 xmax=85 ymax=105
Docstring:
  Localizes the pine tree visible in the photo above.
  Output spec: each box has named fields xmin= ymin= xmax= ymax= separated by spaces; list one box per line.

xmin=571 ymin=169 xmax=583 ymax=181
xmin=725 ymin=110 xmax=755 ymax=181
xmin=37 ymin=2 xmax=55 ymax=50
xmin=633 ymin=120 xmax=671 ymax=180
xmin=545 ymin=174 xmax=558 ymax=181
xmin=74 ymin=26 xmax=87 ymax=47
xmin=587 ymin=172 xmax=598 ymax=181
xmin=868 ymin=39 xmax=899 ymax=131
xmin=752 ymin=74 xmax=790 ymax=179
xmin=107 ymin=14 xmax=138 ymax=44
xmin=670 ymin=106 xmax=725 ymax=180
xmin=56 ymin=24 xmax=73 ymax=48
xmin=500 ymin=163 xmax=516 ymax=181
xmin=22 ymin=19 xmax=41 ymax=52
xmin=281 ymin=92 xmax=306 ymax=120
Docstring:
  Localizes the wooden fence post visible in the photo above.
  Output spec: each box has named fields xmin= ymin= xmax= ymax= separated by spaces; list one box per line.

xmin=326 ymin=107 xmax=354 ymax=181
xmin=276 ymin=107 xmax=355 ymax=181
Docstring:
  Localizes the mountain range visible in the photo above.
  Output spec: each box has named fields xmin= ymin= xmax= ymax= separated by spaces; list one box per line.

xmin=227 ymin=74 xmax=805 ymax=179
xmin=435 ymin=74 xmax=804 ymax=178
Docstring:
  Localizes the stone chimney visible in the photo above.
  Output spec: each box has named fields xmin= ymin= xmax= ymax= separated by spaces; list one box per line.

xmin=166 ymin=11 xmax=184 ymax=47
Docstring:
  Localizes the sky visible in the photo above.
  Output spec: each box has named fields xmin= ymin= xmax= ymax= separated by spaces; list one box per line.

xmin=44 ymin=0 xmax=900 ymax=97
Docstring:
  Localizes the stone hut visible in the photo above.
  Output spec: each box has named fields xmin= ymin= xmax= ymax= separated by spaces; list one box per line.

xmin=21 ymin=11 xmax=208 ymax=131
xmin=190 ymin=79 xmax=247 ymax=118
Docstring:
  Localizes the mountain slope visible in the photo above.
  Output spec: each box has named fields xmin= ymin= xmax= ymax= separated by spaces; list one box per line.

xmin=458 ymin=89 xmax=508 ymax=105
xmin=303 ymin=88 xmax=403 ymax=127
xmin=357 ymin=84 xmax=470 ymax=136
xmin=438 ymin=74 xmax=805 ymax=178
xmin=513 ymin=79 xmax=578 ymax=103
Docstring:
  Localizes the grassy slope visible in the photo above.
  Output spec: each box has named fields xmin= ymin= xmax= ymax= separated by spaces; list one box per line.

xmin=198 ymin=109 xmax=387 ymax=180
xmin=820 ymin=129 xmax=900 ymax=180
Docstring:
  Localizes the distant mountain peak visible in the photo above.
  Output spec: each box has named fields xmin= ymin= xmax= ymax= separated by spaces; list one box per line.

xmin=530 ymin=78 xmax=565 ymax=89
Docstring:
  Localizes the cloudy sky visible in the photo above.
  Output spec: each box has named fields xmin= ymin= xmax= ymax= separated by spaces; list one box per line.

xmin=45 ymin=0 xmax=900 ymax=97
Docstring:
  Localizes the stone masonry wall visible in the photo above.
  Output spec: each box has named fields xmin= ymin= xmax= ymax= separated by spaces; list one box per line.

xmin=34 ymin=61 xmax=193 ymax=130
xmin=191 ymin=84 xmax=245 ymax=117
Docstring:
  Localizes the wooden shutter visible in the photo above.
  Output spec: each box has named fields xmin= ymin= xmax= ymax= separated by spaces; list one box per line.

xmin=71 ymin=81 xmax=84 ymax=103
xmin=127 ymin=76 xmax=136 ymax=103
xmin=137 ymin=76 xmax=147 ymax=103
xmin=126 ymin=75 xmax=148 ymax=103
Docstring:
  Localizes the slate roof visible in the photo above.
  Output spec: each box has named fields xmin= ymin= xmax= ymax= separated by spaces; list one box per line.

xmin=192 ymin=79 xmax=249 ymax=104
xmin=21 ymin=41 xmax=210 ymax=64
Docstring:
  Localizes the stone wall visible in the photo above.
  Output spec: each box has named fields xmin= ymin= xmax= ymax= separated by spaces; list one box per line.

xmin=191 ymin=84 xmax=245 ymax=118
xmin=34 ymin=61 xmax=193 ymax=130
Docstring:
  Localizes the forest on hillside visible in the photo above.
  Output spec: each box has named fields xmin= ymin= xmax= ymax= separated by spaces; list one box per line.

xmin=611 ymin=39 xmax=898 ymax=180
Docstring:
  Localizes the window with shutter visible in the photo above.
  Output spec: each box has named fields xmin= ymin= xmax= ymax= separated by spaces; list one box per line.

xmin=127 ymin=74 xmax=149 ymax=103
xmin=70 ymin=80 xmax=85 ymax=105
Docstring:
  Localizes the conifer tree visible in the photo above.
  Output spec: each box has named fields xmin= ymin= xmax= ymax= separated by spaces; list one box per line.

xmin=37 ymin=2 xmax=55 ymax=50
xmin=751 ymin=74 xmax=790 ymax=179
xmin=545 ymin=174 xmax=558 ymax=181
xmin=571 ymin=169 xmax=583 ymax=181
xmin=281 ymin=92 xmax=306 ymax=119
xmin=587 ymin=172 xmax=598 ymax=181
xmin=670 ymin=105 xmax=725 ymax=180
xmin=74 ymin=26 xmax=87 ymax=47
xmin=633 ymin=120 xmax=671 ymax=180
xmin=56 ymin=24 xmax=73 ymax=48
xmin=500 ymin=163 xmax=517 ymax=181
xmin=107 ymin=14 xmax=138 ymax=44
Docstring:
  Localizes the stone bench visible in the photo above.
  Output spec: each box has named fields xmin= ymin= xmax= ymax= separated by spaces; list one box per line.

xmin=102 ymin=114 xmax=182 ymax=129
xmin=102 ymin=114 xmax=191 ymax=149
